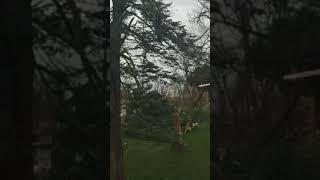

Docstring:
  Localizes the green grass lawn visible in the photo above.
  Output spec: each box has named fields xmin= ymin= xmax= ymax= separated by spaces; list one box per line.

xmin=123 ymin=121 xmax=210 ymax=180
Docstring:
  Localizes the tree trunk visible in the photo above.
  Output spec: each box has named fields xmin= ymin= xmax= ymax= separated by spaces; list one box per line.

xmin=172 ymin=108 xmax=184 ymax=152
xmin=110 ymin=1 xmax=125 ymax=179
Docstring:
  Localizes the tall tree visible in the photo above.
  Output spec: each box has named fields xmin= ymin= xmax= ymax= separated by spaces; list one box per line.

xmin=33 ymin=0 xmax=108 ymax=179
xmin=110 ymin=0 xmax=127 ymax=179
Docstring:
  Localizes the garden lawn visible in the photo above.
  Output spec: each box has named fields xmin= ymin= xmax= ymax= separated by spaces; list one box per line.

xmin=123 ymin=120 xmax=210 ymax=180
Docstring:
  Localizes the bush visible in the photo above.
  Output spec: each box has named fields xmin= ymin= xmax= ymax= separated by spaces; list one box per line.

xmin=125 ymin=89 xmax=175 ymax=142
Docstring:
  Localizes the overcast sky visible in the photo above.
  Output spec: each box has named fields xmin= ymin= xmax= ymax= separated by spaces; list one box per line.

xmin=164 ymin=0 xmax=200 ymax=31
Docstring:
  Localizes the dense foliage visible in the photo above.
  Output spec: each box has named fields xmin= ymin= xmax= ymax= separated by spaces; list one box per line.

xmin=125 ymin=89 xmax=175 ymax=142
xmin=188 ymin=63 xmax=210 ymax=87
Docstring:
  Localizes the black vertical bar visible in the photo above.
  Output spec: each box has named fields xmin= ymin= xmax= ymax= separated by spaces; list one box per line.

xmin=0 ymin=0 xmax=33 ymax=180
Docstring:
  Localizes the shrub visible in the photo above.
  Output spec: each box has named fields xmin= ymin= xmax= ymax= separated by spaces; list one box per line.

xmin=125 ymin=89 xmax=175 ymax=142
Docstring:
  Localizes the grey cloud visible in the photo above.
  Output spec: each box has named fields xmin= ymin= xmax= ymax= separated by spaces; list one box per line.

xmin=164 ymin=0 xmax=199 ymax=30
